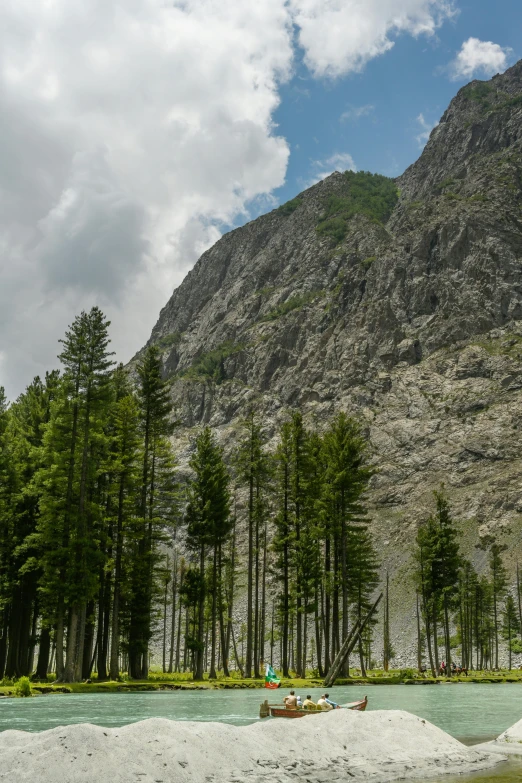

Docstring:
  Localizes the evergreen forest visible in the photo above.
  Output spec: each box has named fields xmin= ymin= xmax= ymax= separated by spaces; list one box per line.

xmin=0 ymin=307 xmax=521 ymax=684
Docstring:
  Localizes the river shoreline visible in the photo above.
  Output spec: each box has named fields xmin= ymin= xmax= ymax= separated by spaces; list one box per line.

xmin=3 ymin=671 xmax=522 ymax=697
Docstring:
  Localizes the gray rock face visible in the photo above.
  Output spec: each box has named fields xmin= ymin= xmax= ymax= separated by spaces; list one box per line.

xmin=136 ymin=61 xmax=522 ymax=660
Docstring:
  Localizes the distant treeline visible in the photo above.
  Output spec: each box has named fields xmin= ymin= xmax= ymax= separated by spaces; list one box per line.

xmin=0 ymin=307 xmax=380 ymax=682
xmin=414 ymin=493 xmax=522 ymax=674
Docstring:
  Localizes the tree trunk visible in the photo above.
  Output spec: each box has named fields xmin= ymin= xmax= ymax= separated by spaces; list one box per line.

xmin=424 ymin=602 xmax=435 ymax=677
xmin=210 ymin=548 xmax=218 ymax=679
xmin=175 ymin=564 xmax=185 ymax=672
xmin=162 ymin=564 xmax=169 ymax=673
xmin=218 ymin=543 xmax=230 ymax=677
xmin=245 ymin=457 xmax=254 ymax=679
xmin=55 ymin=599 xmax=65 ymax=680
xmin=517 ymin=563 xmax=522 ymax=634
xmin=253 ymin=503 xmax=260 ymax=678
xmin=432 ymin=606 xmax=440 ymax=675
xmin=416 ymin=594 xmax=422 ymax=672
xmin=259 ymin=523 xmax=267 ymax=673
xmin=35 ymin=626 xmax=51 ymax=680
xmin=324 ymin=538 xmax=331 ymax=672
xmin=444 ymin=596 xmax=451 ymax=671
xmin=82 ymin=602 xmax=95 ymax=679
xmin=195 ymin=545 xmax=205 ymax=680
xmin=340 ymin=492 xmax=348 ymax=677
xmin=314 ymin=587 xmax=324 ymax=677
xmin=358 ymin=636 xmax=366 ymax=677
xmin=493 ymin=592 xmax=499 ymax=670
xmin=168 ymin=554 xmax=177 ymax=673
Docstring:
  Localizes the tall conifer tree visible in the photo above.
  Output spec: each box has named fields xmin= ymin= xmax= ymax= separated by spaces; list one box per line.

xmin=185 ymin=427 xmax=231 ymax=679
xmin=128 ymin=345 xmax=177 ymax=678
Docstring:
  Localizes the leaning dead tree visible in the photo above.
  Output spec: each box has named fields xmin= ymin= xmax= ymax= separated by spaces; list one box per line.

xmin=324 ymin=594 xmax=383 ymax=687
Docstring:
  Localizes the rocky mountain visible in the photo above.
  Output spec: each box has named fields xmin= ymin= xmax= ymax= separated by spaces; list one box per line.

xmin=137 ymin=61 xmax=522 ymax=664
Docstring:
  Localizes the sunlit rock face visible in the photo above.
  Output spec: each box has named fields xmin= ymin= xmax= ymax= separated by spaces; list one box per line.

xmin=136 ymin=61 xmax=522 ymax=662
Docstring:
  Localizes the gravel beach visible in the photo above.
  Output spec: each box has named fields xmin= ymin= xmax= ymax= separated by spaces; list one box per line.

xmin=0 ymin=709 xmax=504 ymax=782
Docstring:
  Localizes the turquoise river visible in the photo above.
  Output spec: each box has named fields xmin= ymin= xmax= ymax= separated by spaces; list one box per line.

xmin=1 ymin=684 xmax=522 ymax=782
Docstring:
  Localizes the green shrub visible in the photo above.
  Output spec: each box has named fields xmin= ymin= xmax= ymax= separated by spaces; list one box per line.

xmin=0 ymin=677 xmax=13 ymax=687
xmin=181 ymin=341 xmax=244 ymax=384
xmin=510 ymin=638 xmax=522 ymax=654
xmin=464 ymin=82 xmax=494 ymax=110
xmin=436 ymin=177 xmax=456 ymax=193
xmin=261 ymin=291 xmax=322 ymax=322
xmin=399 ymin=668 xmax=416 ymax=680
xmin=14 ymin=676 xmax=32 ymax=697
xmin=277 ymin=197 xmax=303 ymax=216
xmin=316 ymin=171 xmax=399 ymax=245
xmin=361 ymin=256 xmax=376 ymax=270
xmin=157 ymin=332 xmax=182 ymax=350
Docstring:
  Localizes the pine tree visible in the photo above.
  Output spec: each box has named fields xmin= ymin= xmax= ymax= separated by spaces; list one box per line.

xmin=56 ymin=308 xmax=114 ymax=682
xmin=3 ymin=372 xmax=59 ymax=679
xmin=415 ymin=490 xmax=460 ymax=675
xmin=322 ymin=413 xmax=375 ymax=674
xmin=0 ymin=386 xmax=16 ymax=677
xmin=128 ymin=345 xmax=177 ymax=679
xmin=185 ymin=427 xmax=231 ymax=679
xmin=288 ymin=412 xmax=312 ymax=678
xmin=431 ymin=492 xmax=461 ymax=670
xmin=489 ymin=542 xmax=508 ymax=670
xmin=502 ymin=593 xmax=519 ymax=670
xmin=107 ymin=377 xmax=141 ymax=680
xmin=272 ymin=421 xmax=293 ymax=677
xmin=235 ymin=410 xmax=268 ymax=678
xmin=348 ymin=527 xmax=379 ymax=676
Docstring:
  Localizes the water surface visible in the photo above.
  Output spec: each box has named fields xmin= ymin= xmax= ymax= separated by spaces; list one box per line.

xmin=1 ymin=683 xmax=522 ymax=742
xmin=2 ymin=685 xmax=522 ymax=781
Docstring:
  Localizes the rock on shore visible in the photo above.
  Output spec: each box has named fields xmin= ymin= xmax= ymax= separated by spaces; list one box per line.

xmin=0 ymin=710 xmax=502 ymax=782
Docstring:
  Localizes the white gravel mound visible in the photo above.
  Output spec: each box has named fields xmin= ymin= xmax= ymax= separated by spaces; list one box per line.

xmin=0 ymin=709 xmax=501 ymax=783
xmin=475 ymin=717 xmax=522 ymax=756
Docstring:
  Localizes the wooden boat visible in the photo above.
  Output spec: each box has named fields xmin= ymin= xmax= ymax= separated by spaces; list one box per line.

xmin=260 ymin=696 xmax=367 ymax=719
xmin=343 ymin=696 xmax=368 ymax=712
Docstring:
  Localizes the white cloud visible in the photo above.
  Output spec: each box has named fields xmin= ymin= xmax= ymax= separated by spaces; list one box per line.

xmin=450 ymin=37 xmax=512 ymax=81
xmin=340 ymin=104 xmax=375 ymax=123
xmin=0 ymin=0 xmax=293 ymax=397
xmin=289 ymin=0 xmax=455 ymax=78
xmin=0 ymin=0 xmax=456 ymax=398
xmin=307 ymin=152 xmax=357 ymax=186
xmin=415 ymin=113 xmax=437 ymax=147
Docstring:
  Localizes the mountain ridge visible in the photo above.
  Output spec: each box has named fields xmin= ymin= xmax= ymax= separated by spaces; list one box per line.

xmin=136 ymin=60 xmax=522 ymax=664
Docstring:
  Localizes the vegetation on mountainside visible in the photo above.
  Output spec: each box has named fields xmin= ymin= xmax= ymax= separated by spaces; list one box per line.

xmin=156 ymin=332 xmax=182 ymax=350
xmin=277 ymin=197 xmax=303 ymax=216
xmin=261 ymin=290 xmax=323 ymax=322
xmin=180 ymin=341 xmax=245 ymax=383
xmin=462 ymin=81 xmax=522 ymax=116
xmin=316 ymin=171 xmax=399 ymax=245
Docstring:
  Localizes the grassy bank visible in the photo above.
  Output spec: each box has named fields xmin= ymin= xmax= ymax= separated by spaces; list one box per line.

xmin=2 ymin=668 xmax=522 ymax=696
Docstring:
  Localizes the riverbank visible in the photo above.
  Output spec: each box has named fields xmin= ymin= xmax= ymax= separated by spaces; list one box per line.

xmin=3 ymin=669 xmax=522 ymax=697
xmin=0 ymin=709 xmax=503 ymax=783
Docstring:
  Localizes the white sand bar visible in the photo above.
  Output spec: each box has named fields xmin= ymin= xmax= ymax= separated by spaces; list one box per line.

xmin=0 ymin=709 xmax=503 ymax=783
xmin=475 ymin=717 xmax=522 ymax=756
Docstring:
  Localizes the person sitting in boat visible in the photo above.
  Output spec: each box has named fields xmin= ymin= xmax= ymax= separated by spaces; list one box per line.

xmin=302 ymin=695 xmax=316 ymax=710
xmin=324 ymin=693 xmax=339 ymax=710
xmin=296 ymin=694 xmax=303 ymax=708
xmin=317 ymin=695 xmax=332 ymax=710
xmin=283 ymin=690 xmax=298 ymax=709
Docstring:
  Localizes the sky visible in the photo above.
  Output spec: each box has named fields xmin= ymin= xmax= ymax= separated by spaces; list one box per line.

xmin=1 ymin=0 xmax=521 ymax=400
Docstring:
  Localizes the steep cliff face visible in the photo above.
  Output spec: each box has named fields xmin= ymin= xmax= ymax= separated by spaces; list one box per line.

xmin=137 ymin=62 xmax=522 ymax=661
